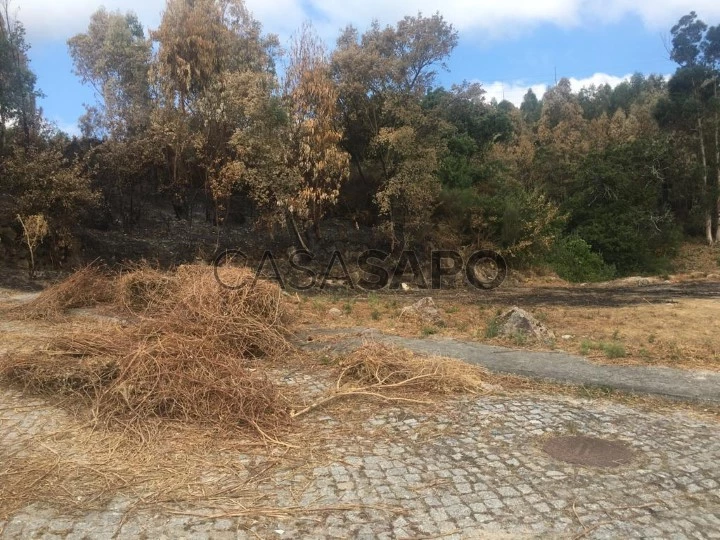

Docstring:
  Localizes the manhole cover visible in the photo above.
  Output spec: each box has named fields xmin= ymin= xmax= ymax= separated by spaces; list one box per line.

xmin=542 ymin=435 xmax=635 ymax=467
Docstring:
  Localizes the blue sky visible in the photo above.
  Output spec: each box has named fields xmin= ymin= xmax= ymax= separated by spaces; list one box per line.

xmin=15 ymin=0 xmax=720 ymax=136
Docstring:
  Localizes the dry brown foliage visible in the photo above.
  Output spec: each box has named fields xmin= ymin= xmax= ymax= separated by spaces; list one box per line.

xmin=0 ymin=395 xmax=290 ymax=520
xmin=1 ymin=265 xmax=504 ymax=439
xmin=2 ymin=350 xmax=118 ymax=398
xmin=132 ymin=264 xmax=290 ymax=360
xmin=289 ymin=342 xmax=489 ymax=418
xmin=338 ymin=342 xmax=487 ymax=395
xmin=114 ymin=263 xmax=174 ymax=312
xmin=6 ymin=264 xmax=115 ymax=319
xmin=0 ymin=264 xmax=293 ymax=436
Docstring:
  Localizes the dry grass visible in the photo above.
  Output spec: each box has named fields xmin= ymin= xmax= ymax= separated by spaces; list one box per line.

xmin=537 ymin=300 xmax=720 ymax=369
xmin=114 ymin=263 xmax=174 ymax=312
xmin=0 ymin=425 xmax=234 ymax=517
xmin=289 ymin=342 xmax=490 ymax=419
xmin=7 ymin=265 xmax=720 ymax=520
xmin=300 ymin=291 xmax=720 ymax=371
xmin=0 ymin=396 xmax=309 ymax=520
xmin=1 ymin=265 xmax=500 ymax=442
xmin=4 ymin=264 xmax=115 ymax=319
xmin=338 ymin=342 xmax=487 ymax=395
xmin=131 ymin=264 xmax=290 ymax=360
xmin=0 ymin=264 xmax=293 ymax=436
xmin=2 ymin=277 xmax=719 ymax=519
xmin=670 ymin=242 xmax=720 ymax=275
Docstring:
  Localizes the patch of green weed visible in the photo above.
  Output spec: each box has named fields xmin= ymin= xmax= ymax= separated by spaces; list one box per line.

xmin=600 ymin=342 xmax=626 ymax=359
xmin=485 ymin=316 xmax=501 ymax=339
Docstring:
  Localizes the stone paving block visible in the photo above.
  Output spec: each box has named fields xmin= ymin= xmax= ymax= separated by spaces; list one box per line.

xmin=1 ymin=388 xmax=719 ymax=538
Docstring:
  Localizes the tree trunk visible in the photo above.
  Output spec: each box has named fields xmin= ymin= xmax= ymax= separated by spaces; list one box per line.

xmin=3 ymin=2 xmax=32 ymax=148
xmin=698 ymin=117 xmax=713 ymax=245
xmin=714 ymin=82 xmax=720 ymax=244
xmin=17 ymin=215 xmax=34 ymax=279
xmin=312 ymin=207 xmax=321 ymax=240
xmin=285 ymin=209 xmax=309 ymax=252
xmin=0 ymin=113 xmax=5 ymax=155
xmin=353 ymin=154 xmax=367 ymax=184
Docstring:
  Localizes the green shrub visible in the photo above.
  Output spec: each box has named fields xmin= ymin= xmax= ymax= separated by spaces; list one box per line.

xmin=485 ymin=316 xmax=501 ymax=338
xmin=574 ymin=216 xmax=678 ymax=276
xmin=549 ymin=235 xmax=616 ymax=283
xmin=493 ymin=185 xmax=566 ymax=265
xmin=435 ymin=181 xmax=565 ymax=267
xmin=600 ymin=342 xmax=626 ymax=359
xmin=565 ymin=139 xmax=683 ymax=276
xmin=434 ymin=187 xmax=484 ymax=238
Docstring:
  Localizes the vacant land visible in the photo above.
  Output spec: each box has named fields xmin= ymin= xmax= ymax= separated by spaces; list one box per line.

xmin=300 ymin=278 xmax=720 ymax=371
xmin=0 ymin=266 xmax=719 ymax=538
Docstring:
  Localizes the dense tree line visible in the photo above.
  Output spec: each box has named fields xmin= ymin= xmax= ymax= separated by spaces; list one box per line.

xmin=1 ymin=1 xmax=719 ymax=279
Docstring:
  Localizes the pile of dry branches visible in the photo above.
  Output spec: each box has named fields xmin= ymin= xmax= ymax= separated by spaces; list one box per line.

xmin=114 ymin=263 xmax=173 ymax=312
xmin=6 ymin=264 xmax=115 ymax=319
xmin=1 ymin=264 xmax=495 ymax=437
xmin=1 ymin=264 xmax=293 ymax=435
xmin=338 ymin=342 xmax=488 ymax=395
xmin=290 ymin=342 xmax=489 ymax=418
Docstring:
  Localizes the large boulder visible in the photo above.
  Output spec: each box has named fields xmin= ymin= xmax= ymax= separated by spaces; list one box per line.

xmin=498 ymin=306 xmax=554 ymax=343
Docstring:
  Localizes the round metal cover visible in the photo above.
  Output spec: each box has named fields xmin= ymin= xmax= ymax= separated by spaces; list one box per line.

xmin=542 ymin=435 xmax=635 ymax=468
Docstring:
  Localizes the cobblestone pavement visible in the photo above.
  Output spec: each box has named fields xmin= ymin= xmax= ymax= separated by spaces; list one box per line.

xmin=1 ymin=383 xmax=719 ymax=540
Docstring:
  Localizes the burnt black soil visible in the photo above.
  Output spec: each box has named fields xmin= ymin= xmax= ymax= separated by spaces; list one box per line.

xmin=315 ymin=280 xmax=720 ymax=308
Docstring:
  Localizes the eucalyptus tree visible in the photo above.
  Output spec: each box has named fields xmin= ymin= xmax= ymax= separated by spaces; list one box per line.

xmin=68 ymin=9 xmax=158 ymax=227
xmin=150 ymin=0 xmax=280 ymax=221
xmin=331 ymin=12 xmax=458 ymax=249
xmin=1 ymin=3 xmax=97 ymax=262
xmin=520 ymin=89 xmax=541 ymax=126
xmin=280 ymin=23 xmax=350 ymax=240
xmin=68 ymin=9 xmax=152 ymax=139
xmin=0 ymin=0 xmax=39 ymax=152
xmin=656 ymin=12 xmax=720 ymax=243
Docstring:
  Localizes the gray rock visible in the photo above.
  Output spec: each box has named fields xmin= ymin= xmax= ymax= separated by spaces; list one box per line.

xmin=400 ymin=297 xmax=445 ymax=327
xmin=498 ymin=306 xmax=554 ymax=342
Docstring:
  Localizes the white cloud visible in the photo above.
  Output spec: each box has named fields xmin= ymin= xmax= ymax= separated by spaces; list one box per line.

xmin=244 ymin=0 xmax=307 ymax=39
xmin=483 ymin=81 xmax=547 ymax=106
xmin=13 ymin=0 xmax=720 ymax=45
xmin=12 ymin=0 xmax=163 ymax=42
xmin=482 ymin=72 xmax=636 ymax=105
xmin=56 ymin=120 xmax=81 ymax=137
xmin=566 ymin=73 xmax=633 ymax=91
xmin=583 ymin=0 xmax=720 ymax=28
